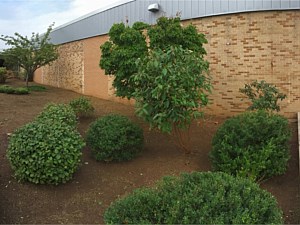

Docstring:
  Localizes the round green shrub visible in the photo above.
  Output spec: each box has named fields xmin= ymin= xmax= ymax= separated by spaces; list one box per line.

xmin=69 ymin=96 xmax=95 ymax=118
xmin=36 ymin=103 xmax=77 ymax=127
xmin=104 ymin=172 xmax=283 ymax=224
xmin=210 ymin=110 xmax=291 ymax=181
xmin=7 ymin=120 xmax=85 ymax=185
xmin=86 ymin=114 xmax=144 ymax=161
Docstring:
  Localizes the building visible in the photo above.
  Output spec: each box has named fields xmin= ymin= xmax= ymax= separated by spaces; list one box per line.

xmin=34 ymin=0 xmax=300 ymax=118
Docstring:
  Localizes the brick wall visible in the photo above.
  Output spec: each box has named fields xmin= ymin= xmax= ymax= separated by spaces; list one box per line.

xmin=188 ymin=10 xmax=300 ymax=118
xmin=35 ymin=10 xmax=300 ymax=118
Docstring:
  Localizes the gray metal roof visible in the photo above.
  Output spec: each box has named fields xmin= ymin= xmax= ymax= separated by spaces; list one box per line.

xmin=49 ymin=0 xmax=300 ymax=45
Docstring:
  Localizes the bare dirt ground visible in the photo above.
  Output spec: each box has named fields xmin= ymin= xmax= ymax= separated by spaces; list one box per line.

xmin=0 ymin=78 xmax=299 ymax=224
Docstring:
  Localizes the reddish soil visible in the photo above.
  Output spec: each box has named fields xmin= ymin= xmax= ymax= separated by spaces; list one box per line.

xmin=0 ymin=79 xmax=299 ymax=224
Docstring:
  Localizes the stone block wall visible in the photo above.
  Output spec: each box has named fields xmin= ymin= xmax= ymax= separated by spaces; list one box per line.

xmin=35 ymin=10 xmax=300 ymax=118
xmin=37 ymin=41 xmax=85 ymax=93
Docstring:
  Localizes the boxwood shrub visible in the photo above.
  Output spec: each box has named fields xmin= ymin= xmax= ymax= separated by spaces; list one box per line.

xmin=36 ymin=103 xmax=77 ymax=127
xmin=7 ymin=120 xmax=85 ymax=185
xmin=69 ymin=96 xmax=95 ymax=118
xmin=86 ymin=114 xmax=144 ymax=161
xmin=210 ymin=110 xmax=291 ymax=181
xmin=104 ymin=172 xmax=283 ymax=224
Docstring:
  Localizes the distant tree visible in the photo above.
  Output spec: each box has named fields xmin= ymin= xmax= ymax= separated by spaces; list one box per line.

xmin=0 ymin=24 xmax=58 ymax=87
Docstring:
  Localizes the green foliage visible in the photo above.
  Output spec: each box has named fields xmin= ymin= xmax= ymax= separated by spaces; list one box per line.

xmin=100 ymin=17 xmax=211 ymax=153
xmin=0 ymin=85 xmax=29 ymax=95
xmin=0 ymin=85 xmax=14 ymax=94
xmin=69 ymin=96 xmax=95 ymax=118
xmin=0 ymin=24 xmax=58 ymax=86
xmin=133 ymin=46 xmax=211 ymax=134
xmin=131 ymin=21 xmax=150 ymax=31
xmin=239 ymin=80 xmax=287 ymax=112
xmin=0 ymin=84 xmax=45 ymax=94
xmin=14 ymin=87 xmax=29 ymax=95
xmin=86 ymin=114 xmax=144 ymax=162
xmin=100 ymin=17 xmax=208 ymax=99
xmin=100 ymin=22 xmax=148 ymax=98
xmin=7 ymin=120 xmax=85 ymax=184
xmin=147 ymin=17 xmax=207 ymax=54
xmin=210 ymin=110 xmax=291 ymax=181
xmin=7 ymin=102 xmax=84 ymax=185
xmin=0 ymin=67 xmax=7 ymax=83
xmin=36 ymin=103 xmax=77 ymax=127
xmin=104 ymin=172 xmax=283 ymax=224
xmin=27 ymin=85 xmax=47 ymax=92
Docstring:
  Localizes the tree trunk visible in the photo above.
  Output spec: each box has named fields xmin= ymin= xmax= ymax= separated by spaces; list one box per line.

xmin=172 ymin=124 xmax=192 ymax=154
xmin=25 ymin=70 xmax=34 ymax=87
xmin=25 ymin=74 xmax=29 ymax=88
xmin=27 ymin=72 xmax=34 ymax=82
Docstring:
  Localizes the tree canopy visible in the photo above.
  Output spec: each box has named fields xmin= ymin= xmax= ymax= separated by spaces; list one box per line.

xmin=100 ymin=17 xmax=212 ymax=153
xmin=100 ymin=17 xmax=208 ymax=99
xmin=0 ymin=24 xmax=58 ymax=86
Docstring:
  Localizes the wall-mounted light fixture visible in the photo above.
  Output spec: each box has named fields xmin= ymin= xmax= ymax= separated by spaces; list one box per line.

xmin=148 ymin=3 xmax=159 ymax=12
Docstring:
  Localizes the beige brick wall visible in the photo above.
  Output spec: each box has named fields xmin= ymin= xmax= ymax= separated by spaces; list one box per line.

xmin=35 ymin=10 xmax=300 ymax=118
xmin=188 ymin=10 xmax=300 ymax=118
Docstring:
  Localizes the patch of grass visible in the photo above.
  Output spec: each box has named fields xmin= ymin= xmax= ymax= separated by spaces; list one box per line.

xmin=27 ymin=85 xmax=47 ymax=92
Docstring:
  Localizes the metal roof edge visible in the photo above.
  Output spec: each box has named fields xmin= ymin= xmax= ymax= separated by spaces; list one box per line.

xmin=52 ymin=0 xmax=136 ymax=32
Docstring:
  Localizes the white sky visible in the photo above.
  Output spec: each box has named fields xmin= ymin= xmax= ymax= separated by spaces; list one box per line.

xmin=0 ymin=0 xmax=124 ymax=50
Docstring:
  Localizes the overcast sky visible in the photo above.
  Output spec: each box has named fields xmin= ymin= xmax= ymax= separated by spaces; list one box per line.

xmin=0 ymin=0 xmax=125 ymax=50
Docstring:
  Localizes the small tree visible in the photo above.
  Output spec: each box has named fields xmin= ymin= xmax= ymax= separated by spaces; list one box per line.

xmin=0 ymin=24 xmax=58 ymax=87
xmin=100 ymin=17 xmax=211 ymax=153
xmin=239 ymin=80 xmax=286 ymax=112
xmin=133 ymin=46 xmax=211 ymax=153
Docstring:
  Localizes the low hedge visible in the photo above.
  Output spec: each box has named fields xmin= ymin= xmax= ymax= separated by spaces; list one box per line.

xmin=0 ymin=85 xmax=29 ymax=95
xmin=0 ymin=84 xmax=46 ymax=94
xmin=104 ymin=172 xmax=283 ymax=224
